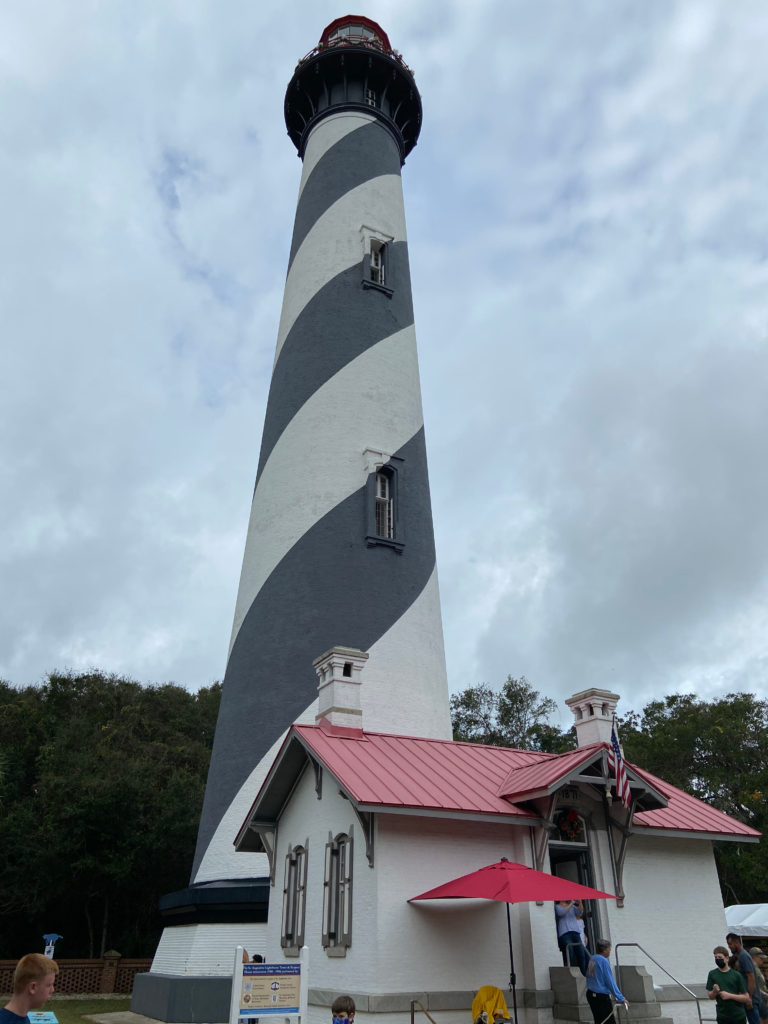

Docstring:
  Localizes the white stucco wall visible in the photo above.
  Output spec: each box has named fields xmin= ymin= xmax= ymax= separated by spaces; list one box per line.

xmin=378 ymin=814 xmax=560 ymax=994
xmin=266 ymin=779 xmax=559 ymax=996
xmin=264 ymin=763 xmax=731 ymax=1024
xmin=600 ymin=830 xmax=728 ymax=986
xmin=263 ymin=758 xmax=380 ymax=993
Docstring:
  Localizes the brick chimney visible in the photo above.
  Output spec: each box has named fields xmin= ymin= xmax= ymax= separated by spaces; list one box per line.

xmin=565 ymin=688 xmax=620 ymax=746
xmin=314 ymin=646 xmax=369 ymax=731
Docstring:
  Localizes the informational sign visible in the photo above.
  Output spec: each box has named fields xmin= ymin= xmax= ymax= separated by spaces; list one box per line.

xmin=229 ymin=946 xmax=308 ymax=1024
xmin=240 ymin=963 xmax=300 ymax=1016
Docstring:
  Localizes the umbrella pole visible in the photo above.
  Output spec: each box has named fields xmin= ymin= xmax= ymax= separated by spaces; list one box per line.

xmin=505 ymin=903 xmax=518 ymax=1024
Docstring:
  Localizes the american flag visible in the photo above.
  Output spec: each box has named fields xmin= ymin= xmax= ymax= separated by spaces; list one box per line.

xmin=608 ymin=718 xmax=632 ymax=809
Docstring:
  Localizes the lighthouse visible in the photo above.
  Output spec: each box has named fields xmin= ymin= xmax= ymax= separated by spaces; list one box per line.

xmin=135 ymin=17 xmax=450 ymax=1019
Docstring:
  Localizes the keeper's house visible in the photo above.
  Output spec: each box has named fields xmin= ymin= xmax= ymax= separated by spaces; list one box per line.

xmin=236 ymin=663 xmax=759 ymax=1024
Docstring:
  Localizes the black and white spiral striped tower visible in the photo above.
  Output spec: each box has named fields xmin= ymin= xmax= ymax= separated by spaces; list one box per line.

xmin=139 ymin=23 xmax=452 ymax=1007
xmin=189 ymin=14 xmax=451 ymax=889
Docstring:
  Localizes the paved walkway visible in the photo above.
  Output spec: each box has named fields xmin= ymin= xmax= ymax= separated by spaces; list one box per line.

xmin=85 ymin=1009 xmax=226 ymax=1024
xmin=85 ymin=1012 xmax=196 ymax=1024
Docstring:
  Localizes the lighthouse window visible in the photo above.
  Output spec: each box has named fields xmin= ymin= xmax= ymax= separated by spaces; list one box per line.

xmin=365 ymin=88 xmax=379 ymax=108
xmin=370 ymin=239 xmax=385 ymax=284
xmin=361 ymin=227 xmax=394 ymax=297
xmin=322 ymin=831 xmax=353 ymax=954
xmin=281 ymin=842 xmax=308 ymax=953
xmin=365 ymin=457 xmax=404 ymax=552
xmin=329 ymin=24 xmax=375 ymax=42
xmin=375 ymin=472 xmax=393 ymax=538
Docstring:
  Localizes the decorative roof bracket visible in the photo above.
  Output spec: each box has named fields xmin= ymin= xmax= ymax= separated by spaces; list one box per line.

xmin=247 ymin=821 xmax=278 ymax=885
xmin=533 ymin=794 xmax=559 ymax=874
xmin=350 ymin=804 xmax=375 ymax=868
xmin=311 ymin=755 xmax=323 ymax=799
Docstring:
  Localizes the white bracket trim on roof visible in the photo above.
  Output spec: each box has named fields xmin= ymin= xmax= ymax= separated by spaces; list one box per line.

xmin=247 ymin=820 xmax=278 ymax=885
xmin=311 ymin=755 xmax=323 ymax=799
xmin=350 ymin=804 xmax=375 ymax=868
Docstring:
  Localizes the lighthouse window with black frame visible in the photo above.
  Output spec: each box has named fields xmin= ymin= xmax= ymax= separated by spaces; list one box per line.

xmin=362 ymin=234 xmax=393 ymax=297
xmin=366 ymin=457 xmax=404 ymax=552
xmin=370 ymin=239 xmax=385 ymax=282
xmin=375 ymin=472 xmax=393 ymax=538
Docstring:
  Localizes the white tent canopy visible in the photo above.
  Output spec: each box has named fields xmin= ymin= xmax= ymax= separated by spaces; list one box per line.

xmin=725 ymin=905 xmax=768 ymax=936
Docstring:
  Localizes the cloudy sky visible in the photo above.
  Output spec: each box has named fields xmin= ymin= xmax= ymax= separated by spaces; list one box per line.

xmin=3 ymin=0 xmax=767 ymax=726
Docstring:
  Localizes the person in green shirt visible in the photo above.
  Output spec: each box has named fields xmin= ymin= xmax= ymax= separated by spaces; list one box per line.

xmin=708 ymin=945 xmax=750 ymax=1024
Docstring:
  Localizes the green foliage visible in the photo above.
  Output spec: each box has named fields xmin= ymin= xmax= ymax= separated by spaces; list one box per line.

xmin=450 ymin=675 xmax=576 ymax=751
xmin=619 ymin=692 xmax=768 ymax=906
xmin=0 ymin=671 xmax=221 ymax=958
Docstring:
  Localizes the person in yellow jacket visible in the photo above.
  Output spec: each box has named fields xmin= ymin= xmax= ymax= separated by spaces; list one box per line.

xmin=472 ymin=986 xmax=510 ymax=1024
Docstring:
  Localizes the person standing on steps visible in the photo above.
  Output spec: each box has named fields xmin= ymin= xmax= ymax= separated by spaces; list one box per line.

xmin=585 ymin=939 xmax=629 ymax=1024
xmin=555 ymin=899 xmax=589 ymax=975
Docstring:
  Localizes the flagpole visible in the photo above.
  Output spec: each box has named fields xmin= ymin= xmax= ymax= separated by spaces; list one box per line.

xmin=505 ymin=901 xmax=519 ymax=1024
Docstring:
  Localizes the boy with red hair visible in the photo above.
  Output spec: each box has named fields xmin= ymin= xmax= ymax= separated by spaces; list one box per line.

xmin=1 ymin=954 xmax=58 ymax=1024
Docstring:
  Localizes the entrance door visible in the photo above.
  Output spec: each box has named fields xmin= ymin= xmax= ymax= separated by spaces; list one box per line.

xmin=549 ymin=846 xmax=598 ymax=954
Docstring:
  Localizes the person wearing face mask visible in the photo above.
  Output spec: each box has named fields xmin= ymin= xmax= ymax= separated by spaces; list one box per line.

xmin=331 ymin=995 xmax=355 ymax=1024
xmin=708 ymin=946 xmax=750 ymax=1024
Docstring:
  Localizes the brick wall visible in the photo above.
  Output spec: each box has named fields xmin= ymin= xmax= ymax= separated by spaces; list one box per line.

xmin=0 ymin=955 xmax=152 ymax=995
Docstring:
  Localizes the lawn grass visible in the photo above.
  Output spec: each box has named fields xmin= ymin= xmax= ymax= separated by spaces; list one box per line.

xmin=46 ymin=998 xmax=132 ymax=1024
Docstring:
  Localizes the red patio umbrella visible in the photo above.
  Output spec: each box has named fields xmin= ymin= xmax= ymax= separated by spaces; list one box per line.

xmin=409 ymin=858 xmax=614 ymax=1024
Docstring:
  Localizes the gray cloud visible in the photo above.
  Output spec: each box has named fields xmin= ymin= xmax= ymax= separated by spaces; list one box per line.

xmin=2 ymin=0 xmax=767 ymax=724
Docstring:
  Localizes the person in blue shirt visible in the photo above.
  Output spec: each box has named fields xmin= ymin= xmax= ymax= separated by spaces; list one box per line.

xmin=0 ymin=954 xmax=58 ymax=1024
xmin=585 ymin=939 xmax=629 ymax=1024
xmin=555 ymin=899 xmax=589 ymax=975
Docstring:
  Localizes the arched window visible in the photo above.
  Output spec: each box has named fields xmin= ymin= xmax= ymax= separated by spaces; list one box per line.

xmin=375 ymin=471 xmax=393 ymax=538
xmin=281 ymin=842 xmax=308 ymax=951
xmin=552 ymin=808 xmax=587 ymax=845
xmin=322 ymin=831 xmax=353 ymax=953
xmin=361 ymin=226 xmax=394 ymax=297
xmin=365 ymin=456 xmax=404 ymax=552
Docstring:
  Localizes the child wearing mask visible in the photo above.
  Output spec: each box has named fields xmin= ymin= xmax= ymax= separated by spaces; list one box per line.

xmin=708 ymin=946 xmax=750 ymax=1024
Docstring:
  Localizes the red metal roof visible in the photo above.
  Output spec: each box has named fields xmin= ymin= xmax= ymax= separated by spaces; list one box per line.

xmin=293 ymin=724 xmax=539 ymax=820
xmin=497 ymin=744 xmax=602 ymax=799
xmin=303 ymin=726 xmax=759 ymax=839
xmin=630 ymin=763 xmax=760 ymax=838
xmin=242 ymin=725 xmax=759 ymax=842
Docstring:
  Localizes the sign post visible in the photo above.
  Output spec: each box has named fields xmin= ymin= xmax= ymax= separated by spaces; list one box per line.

xmin=42 ymin=934 xmax=63 ymax=959
xmin=229 ymin=947 xmax=309 ymax=1024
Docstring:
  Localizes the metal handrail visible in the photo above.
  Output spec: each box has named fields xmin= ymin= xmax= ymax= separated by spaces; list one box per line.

xmin=296 ymin=38 xmax=414 ymax=75
xmin=410 ymin=999 xmax=440 ymax=1024
xmin=564 ymin=939 xmax=588 ymax=967
xmin=613 ymin=942 xmax=710 ymax=1024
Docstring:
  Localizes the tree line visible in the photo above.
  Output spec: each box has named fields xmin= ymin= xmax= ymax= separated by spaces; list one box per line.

xmin=0 ymin=671 xmax=221 ymax=959
xmin=0 ymin=671 xmax=764 ymax=959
